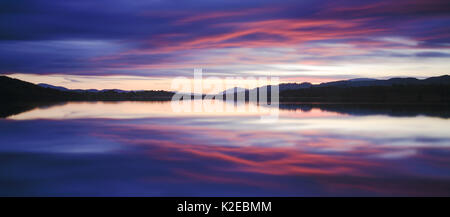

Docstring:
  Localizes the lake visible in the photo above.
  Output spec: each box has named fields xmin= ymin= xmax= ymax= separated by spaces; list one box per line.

xmin=1 ymin=100 xmax=449 ymax=196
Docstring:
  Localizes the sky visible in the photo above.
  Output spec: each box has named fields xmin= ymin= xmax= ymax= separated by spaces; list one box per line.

xmin=1 ymin=0 xmax=450 ymax=90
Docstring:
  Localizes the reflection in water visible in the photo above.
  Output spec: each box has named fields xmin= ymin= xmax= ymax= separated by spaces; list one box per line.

xmin=3 ymin=100 xmax=450 ymax=119
xmin=0 ymin=101 xmax=449 ymax=196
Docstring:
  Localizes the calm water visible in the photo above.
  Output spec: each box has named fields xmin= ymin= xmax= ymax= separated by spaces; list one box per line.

xmin=1 ymin=101 xmax=450 ymax=196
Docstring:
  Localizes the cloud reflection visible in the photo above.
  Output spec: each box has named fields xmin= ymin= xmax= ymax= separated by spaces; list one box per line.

xmin=1 ymin=102 xmax=449 ymax=196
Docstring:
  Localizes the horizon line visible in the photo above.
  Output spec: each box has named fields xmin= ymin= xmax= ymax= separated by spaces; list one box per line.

xmin=2 ymin=74 xmax=449 ymax=93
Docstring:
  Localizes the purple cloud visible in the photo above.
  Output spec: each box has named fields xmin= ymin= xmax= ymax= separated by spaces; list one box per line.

xmin=0 ymin=0 xmax=449 ymax=78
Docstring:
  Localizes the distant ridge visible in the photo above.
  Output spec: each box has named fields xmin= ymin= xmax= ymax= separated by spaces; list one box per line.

xmin=38 ymin=83 xmax=70 ymax=91
xmin=283 ymin=75 xmax=450 ymax=89
xmin=1 ymin=74 xmax=450 ymax=103
xmin=219 ymin=75 xmax=450 ymax=103
xmin=22 ymin=75 xmax=450 ymax=94
xmin=317 ymin=75 xmax=450 ymax=88
xmin=222 ymin=75 xmax=450 ymax=94
xmin=38 ymin=83 xmax=131 ymax=93
xmin=0 ymin=76 xmax=174 ymax=101
xmin=277 ymin=75 xmax=450 ymax=103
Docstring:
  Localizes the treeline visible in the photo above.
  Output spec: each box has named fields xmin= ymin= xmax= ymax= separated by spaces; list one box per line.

xmin=217 ymin=84 xmax=450 ymax=103
xmin=0 ymin=76 xmax=174 ymax=101
xmin=279 ymin=84 xmax=450 ymax=103
xmin=2 ymin=75 xmax=450 ymax=103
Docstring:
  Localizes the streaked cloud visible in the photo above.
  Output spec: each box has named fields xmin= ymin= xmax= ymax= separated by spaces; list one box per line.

xmin=1 ymin=0 xmax=449 ymax=88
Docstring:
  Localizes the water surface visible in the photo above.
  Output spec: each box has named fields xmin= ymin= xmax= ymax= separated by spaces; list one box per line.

xmin=1 ymin=101 xmax=449 ymax=196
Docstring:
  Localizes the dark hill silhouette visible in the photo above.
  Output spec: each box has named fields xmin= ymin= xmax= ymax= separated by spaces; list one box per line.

xmin=0 ymin=76 xmax=73 ymax=101
xmin=279 ymin=75 xmax=450 ymax=103
xmin=0 ymin=76 xmax=174 ymax=101
xmin=273 ymin=75 xmax=450 ymax=89
xmin=219 ymin=75 xmax=450 ymax=103
xmin=1 ymin=75 xmax=450 ymax=118
xmin=2 ymin=75 xmax=450 ymax=103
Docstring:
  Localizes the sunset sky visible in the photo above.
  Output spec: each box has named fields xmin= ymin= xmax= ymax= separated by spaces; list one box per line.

xmin=1 ymin=0 xmax=450 ymax=90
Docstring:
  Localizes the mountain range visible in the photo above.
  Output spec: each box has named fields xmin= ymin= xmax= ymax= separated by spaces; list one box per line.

xmin=220 ymin=75 xmax=450 ymax=103
xmin=37 ymin=83 xmax=134 ymax=93
xmin=0 ymin=76 xmax=174 ymax=101
xmin=1 ymin=74 xmax=450 ymax=103
xmin=221 ymin=75 xmax=450 ymax=94
xmin=35 ymin=75 xmax=450 ymax=94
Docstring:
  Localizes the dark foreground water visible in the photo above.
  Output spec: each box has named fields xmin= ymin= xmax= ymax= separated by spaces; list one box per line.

xmin=0 ymin=101 xmax=449 ymax=196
